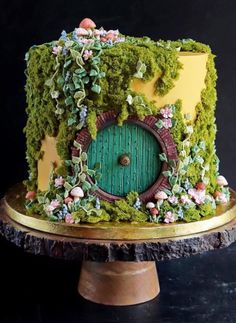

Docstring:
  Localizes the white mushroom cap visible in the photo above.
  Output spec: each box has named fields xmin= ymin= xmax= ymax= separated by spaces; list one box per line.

xmin=216 ymin=175 xmax=228 ymax=187
xmin=70 ymin=187 xmax=84 ymax=201
xmin=146 ymin=202 xmax=156 ymax=209
xmin=154 ymin=191 xmax=168 ymax=200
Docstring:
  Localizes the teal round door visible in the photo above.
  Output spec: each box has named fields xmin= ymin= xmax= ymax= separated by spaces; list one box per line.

xmin=87 ymin=122 xmax=162 ymax=197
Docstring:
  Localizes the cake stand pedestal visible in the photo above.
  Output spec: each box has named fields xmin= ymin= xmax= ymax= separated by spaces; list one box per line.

xmin=1 ymin=185 xmax=236 ymax=305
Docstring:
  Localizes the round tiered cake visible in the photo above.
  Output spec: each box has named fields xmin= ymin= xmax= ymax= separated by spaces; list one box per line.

xmin=23 ymin=18 xmax=230 ymax=225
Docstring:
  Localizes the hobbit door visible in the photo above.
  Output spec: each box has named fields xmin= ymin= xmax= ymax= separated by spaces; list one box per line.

xmin=76 ymin=111 xmax=178 ymax=202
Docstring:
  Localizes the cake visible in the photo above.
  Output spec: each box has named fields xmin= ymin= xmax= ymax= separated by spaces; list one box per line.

xmin=24 ymin=18 xmax=230 ymax=225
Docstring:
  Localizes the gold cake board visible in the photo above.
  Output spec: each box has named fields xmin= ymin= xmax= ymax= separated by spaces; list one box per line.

xmin=4 ymin=184 xmax=236 ymax=240
xmin=1 ymin=184 xmax=236 ymax=306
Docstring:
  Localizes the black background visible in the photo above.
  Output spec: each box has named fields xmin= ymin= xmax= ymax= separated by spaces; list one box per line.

xmin=1 ymin=1 xmax=236 ymax=322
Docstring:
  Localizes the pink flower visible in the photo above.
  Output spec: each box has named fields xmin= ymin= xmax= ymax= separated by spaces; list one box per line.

xmin=65 ymin=213 xmax=74 ymax=224
xmin=54 ymin=176 xmax=65 ymax=188
xmin=50 ymin=199 xmax=61 ymax=210
xmin=160 ymin=106 xmax=173 ymax=119
xmin=162 ymin=118 xmax=172 ymax=129
xmin=45 ymin=199 xmax=61 ymax=215
xmin=180 ymin=195 xmax=191 ymax=205
xmin=188 ymin=188 xmax=206 ymax=205
xmin=83 ymin=49 xmax=93 ymax=61
xmin=168 ymin=195 xmax=178 ymax=204
xmin=52 ymin=46 xmax=62 ymax=55
xmin=216 ymin=192 xmax=228 ymax=204
xmin=164 ymin=211 xmax=175 ymax=224
xmin=75 ymin=27 xmax=89 ymax=36
xmin=79 ymin=38 xmax=94 ymax=45
xmin=25 ymin=191 xmax=36 ymax=201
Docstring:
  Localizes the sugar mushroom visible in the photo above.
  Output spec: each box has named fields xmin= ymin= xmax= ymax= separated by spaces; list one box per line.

xmin=146 ymin=202 xmax=156 ymax=209
xmin=70 ymin=187 xmax=84 ymax=202
xmin=154 ymin=191 xmax=168 ymax=201
xmin=216 ymin=175 xmax=228 ymax=187
xmin=79 ymin=18 xmax=96 ymax=30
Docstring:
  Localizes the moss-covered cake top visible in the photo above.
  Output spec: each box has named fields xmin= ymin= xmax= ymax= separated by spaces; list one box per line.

xmin=24 ymin=18 xmax=230 ymax=225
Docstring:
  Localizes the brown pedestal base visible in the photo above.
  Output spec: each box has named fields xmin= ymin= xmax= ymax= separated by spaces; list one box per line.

xmin=78 ymin=261 xmax=160 ymax=306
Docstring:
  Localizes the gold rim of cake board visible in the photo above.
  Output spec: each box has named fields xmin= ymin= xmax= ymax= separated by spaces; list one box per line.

xmin=3 ymin=184 xmax=236 ymax=240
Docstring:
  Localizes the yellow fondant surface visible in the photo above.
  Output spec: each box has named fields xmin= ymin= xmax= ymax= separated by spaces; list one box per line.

xmin=37 ymin=52 xmax=208 ymax=190
xmin=37 ymin=136 xmax=61 ymax=191
xmin=130 ymin=52 xmax=208 ymax=120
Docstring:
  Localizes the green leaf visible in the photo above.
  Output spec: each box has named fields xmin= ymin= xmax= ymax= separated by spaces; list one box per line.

xmin=74 ymin=91 xmax=85 ymax=100
xmin=169 ymin=176 xmax=177 ymax=186
xmin=73 ymin=140 xmax=81 ymax=149
xmin=162 ymin=170 xmax=172 ymax=177
xmin=75 ymin=68 xmax=86 ymax=75
xmin=82 ymin=181 xmax=92 ymax=191
xmin=64 ymin=182 xmax=72 ymax=191
xmin=81 ymin=152 xmax=87 ymax=161
xmin=99 ymin=71 xmax=106 ymax=78
xmin=72 ymin=156 xmax=81 ymax=164
xmin=95 ymin=172 xmax=102 ymax=181
xmin=80 ymin=173 xmax=87 ymax=182
xmin=82 ymin=76 xmax=90 ymax=84
xmin=91 ymin=84 xmax=101 ymax=94
xmin=159 ymin=153 xmax=167 ymax=162
xmin=64 ymin=160 xmax=72 ymax=166
xmin=168 ymin=159 xmax=177 ymax=168
xmin=67 ymin=118 xmax=76 ymax=126
xmin=87 ymin=169 xmax=95 ymax=176
xmin=57 ymin=76 xmax=64 ymax=87
xmin=83 ymin=165 xmax=88 ymax=172
xmin=65 ymin=96 xmax=73 ymax=106
xmin=56 ymin=194 xmax=63 ymax=202
xmin=89 ymin=69 xmax=98 ymax=76
xmin=55 ymin=107 xmax=64 ymax=115
xmin=37 ymin=196 xmax=45 ymax=204
xmin=90 ymin=184 xmax=99 ymax=192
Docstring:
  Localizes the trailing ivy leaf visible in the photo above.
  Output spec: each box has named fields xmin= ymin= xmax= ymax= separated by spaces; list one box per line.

xmin=74 ymin=68 xmax=87 ymax=75
xmin=64 ymin=160 xmax=72 ymax=166
xmin=162 ymin=170 xmax=172 ymax=177
xmin=87 ymin=169 xmax=95 ymax=176
xmin=168 ymin=159 xmax=177 ymax=168
xmin=91 ymin=57 xmax=100 ymax=65
xmin=81 ymin=152 xmax=88 ymax=161
xmin=56 ymin=194 xmax=63 ymax=202
xmin=159 ymin=153 xmax=167 ymax=162
xmin=95 ymin=172 xmax=102 ymax=181
xmin=57 ymin=76 xmax=64 ymax=87
xmin=64 ymin=182 xmax=72 ymax=191
xmin=37 ymin=196 xmax=45 ymax=204
xmin=68 ymin=83 xmax=75 ymax=91
xmin=72 ymin=156 xmax=81 ymax=164
xmin=91 ymin=84 xmax=101 ymax=94
xmin=82 ymin=76 xmax=90 ymax=84
xmin=133 ymin=60 xmax=147 ymax=79
xmin=169 ymin=176 xmax=177 ymax=186
xmin=73 ymin=140 xmax=81 ymax=149
xmin=163 ymin=189 xmax=172 ymax=196
xmin=65 ymin=96 xmax=73 ymax=106
xmin=98 ymin=71 xmax=106 ymax=78
xmin=83 ymin=165 xmax=88 ymax=172
xmin=89 ymin=69 xmax=98 ymax=77
xmin=67 ymin=118 xmax=77 ymax=126
xmin=80 ymin=173 xmax=86 ymax=182
xmin=90 ymin=184 xmax=99 ymax=192
xmin=64 ymin=190 xmax=69 ymax=198
xmin=82 ymin=181 xmax=92 ymax=191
